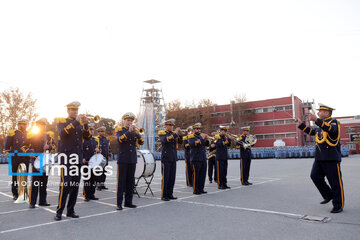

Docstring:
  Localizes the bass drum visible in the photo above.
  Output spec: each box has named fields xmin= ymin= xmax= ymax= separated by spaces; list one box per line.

xmin=135 ymin=150 xmax=156 ymax=179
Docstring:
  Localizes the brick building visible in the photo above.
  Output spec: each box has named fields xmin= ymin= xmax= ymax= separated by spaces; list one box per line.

xmin=338 ymin=116 xmax=360 ymax=154
xmin=209 ymin=95 xmax=313 ymax=148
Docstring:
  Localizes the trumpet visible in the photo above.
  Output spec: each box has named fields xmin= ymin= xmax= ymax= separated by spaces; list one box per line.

xmin=226 ymin=133 xmax=239 ymax=140
xmin=131 ymin=125 xmax=145 ymax=135
xmin=80 ymin=114 xmax=101 ymax=123
xmin=180 ymin=127 xmax=193 ymax=135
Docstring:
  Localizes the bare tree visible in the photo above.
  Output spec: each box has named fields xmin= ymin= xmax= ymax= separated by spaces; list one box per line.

xmin=0 ymin=88 xmax=38 ymax=138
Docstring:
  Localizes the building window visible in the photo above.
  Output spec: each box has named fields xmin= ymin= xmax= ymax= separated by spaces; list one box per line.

xmin=284 ymin=119 xmax=294 ymax=124
xmin=264 ymin=134 xmax=274 ymax=139
xmin=284 ymin=105 xmax=292 ymax=110
xmin=254 ymin=122 xmax=264 ymax=126
xmin=285 ymin=133 xmax=296 ymax=138
xmin=264 ymin=121 xmax=273 ymax=126
xmin=275 ymin=120 xmax=285 ymax=125
xmin=256 ymin=135 xmax=264 ymax=140
xmin=346 ymin=127 xmax=355 ymax=133
xmin=275 ymin=106 xmax=284 ymax=111
xmin=255 ymin=108 xmax=263 ymax=113
xmin=347 ymin=143 xmax=356 ymax=150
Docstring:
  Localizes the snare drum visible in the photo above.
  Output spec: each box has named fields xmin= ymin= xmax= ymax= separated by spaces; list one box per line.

xmin=34 ymin=152 xmax=54 ymax=174
xmin=88 ymin=153 xmax=106 ymax=168
xmin=135 ymin=150 xmax=156 ymax=179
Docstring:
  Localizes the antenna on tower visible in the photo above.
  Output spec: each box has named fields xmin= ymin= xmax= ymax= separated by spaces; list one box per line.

xmin=137 ymin=79 xmax=167 ymax=152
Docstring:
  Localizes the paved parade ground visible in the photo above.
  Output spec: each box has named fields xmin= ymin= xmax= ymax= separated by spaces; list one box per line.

xmin=0 ymin=156 xmax=359 ymax=240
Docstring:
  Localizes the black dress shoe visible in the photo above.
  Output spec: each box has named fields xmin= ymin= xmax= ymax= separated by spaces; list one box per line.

xmin=193 ymin=192 xmax=201 ymax=195
xmin=168 ymin=195 xmax=178 ymax=200
xmin=330 ymin=207 xmax=343 ymax=213
xmin=66 ymin=213 xmax=79 ymax=218
xmin=124 ymin=203 xmax=137 ymax=208
xmin=97 ymin=187 xmax=102 ymax=191
xmin=242 ymin=182 xmax=249 ymax=186
xmin=224 ymin=185 xmax=231 ymax=189
xmin=89 ymin=196 xmax=99 ymax=200
xmin=84 ymin=198 xmax=90 ymax=202
xmin=200 ymin=191 xmax=207 ymax=194
xmin=209 ymin=180 xmax=212 ymax=183
xmin=219 ymin=186 xmax=227 ymax=190
xmin=54 ymin=215 xmax=62 ymax=221
xmin=116 ymin=206 xmax=123 ymax=210
xmin=161 ymin=197 xmax=170 ymax=201
xmin=245 ymin=182 xmax=252 ymax=185
xmin=320 ymin=198 xmax=332 ymax=204
xmin=29 ymin=204 xmax=36 ymax=209
xmin=102 ymin=186 xmax=108 ymax=190
xmin=39 ymin=203 xmax=51 ymax=206
xmin=13 ymin=195 xmax=18 ymax=201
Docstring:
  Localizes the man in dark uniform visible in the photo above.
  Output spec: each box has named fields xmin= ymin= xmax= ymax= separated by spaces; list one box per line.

xmin=215 ymin=126 xmax=232 ymax=190
xmin=295 ymin=103 xmax=344 ymax=213
xmin=207 ymin=132 xmax=217 ymax=183
xmin=54 ymin=101 xmax=91 ymax=221
xmin=115 ymin=112 xmax=144 ymax=210
xmin=97 ymin=126 xmax=111 ymax=190
xmin=159 ymin=119 xmax=182 ymax=201
xmin=28 ymin=118 xmax=56 ymax=208
xmin=183 ymin=126 xmax=193 ymax=187
xmin=4 ymin=119 xmax=29 ymax=201
xmin=82 ymin=123 xmax=100 ymax=201
xmin=236 ymin=126 xmax=256 ymax=186
xmin=188 ymin=123 xmax=209 ymax=195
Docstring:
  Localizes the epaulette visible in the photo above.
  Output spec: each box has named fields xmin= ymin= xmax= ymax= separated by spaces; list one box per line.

xmin=187 ymin=134 xmax=195 ymax=139
xmin=47 ymin=131 xmax=55 ymax=139
xmin=183 ymin=136 xmax=188 ymax=141
xmin=158 ymin=130 xmax=166 ymax=135
xmin=55 ymin=117 xmax=66 ymax=123
xmin=27 ymin=132 xmax=34 ymax=139
xmin=7 ymin=129 xmax=16 ymax=137
xmin=115 ymin=127 xmax=123 ymax=133
xmin=214 ymin=134 xmax=221 ymax=139
xmin=93 ymin=136 xmax=100 ymax=143
xmin=106 ymin=136 xmax=110 ymax=141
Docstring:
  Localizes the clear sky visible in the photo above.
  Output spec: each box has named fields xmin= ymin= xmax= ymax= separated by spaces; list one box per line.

xmin=1 ymin=0 xmax=359 ymax=122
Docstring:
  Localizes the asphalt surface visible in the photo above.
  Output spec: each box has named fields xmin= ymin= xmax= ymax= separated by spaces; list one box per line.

xmin=0 ymin=156 xmax=359 ymax=240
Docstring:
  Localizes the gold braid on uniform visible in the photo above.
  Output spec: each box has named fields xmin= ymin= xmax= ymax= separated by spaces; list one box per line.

xmin=315 ymin=120 xmax=341 ymax=147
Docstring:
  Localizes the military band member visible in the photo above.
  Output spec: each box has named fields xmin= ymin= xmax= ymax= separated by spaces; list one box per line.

xmin=207 ymin=133 xmax=217 ymax=183
xmin=82 ymin=123 xmax=100 ymax=201
xmin=295 ymin=103 xmax=344 ymax=213
xmin=4 ymin=119 xmax=29 ymax=200
xmin=115 ymin=112 xmax=144 ymax=210
xmin=97 ymin=126 xmax=111 ymax=190
xmin=183 ymin=126 xmax=193 ymax=187
xmin=28 ymin=118 xmax=56 ymax=208
xmin=236 ymin=126 xmax=256 ymax=186
xmin=54 ymin=101 xmax=91 ymax=221
xmin=159 ymin=119 xmax=182 ymax=201
xmin=216 ymin=126 xmax=231 ymax=190
xmin=188 ymin=123 xmax=209 ymax=195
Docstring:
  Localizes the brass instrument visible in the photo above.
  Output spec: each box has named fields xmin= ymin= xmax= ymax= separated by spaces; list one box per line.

xmin=242 ymin=135 xmax=257 ymax=149
xmin=207 ymin=150 xmax=216 ymax=159
xmin=227 ymin=133 xmax=239 ymax=141
xmin=85 ymin=115 xmax=100 ymax=123
xmin=180 ymin=127 xmax=193 ymax=135
xmin=138 ymin=127 xmax=145 ymax=135
xmin=14 ymin=163 xmax=29 ymax=204
xmin=132 ymin=125 xmax=145 ymax=135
